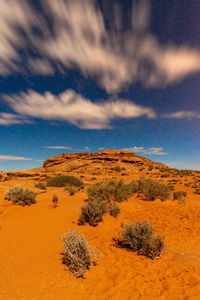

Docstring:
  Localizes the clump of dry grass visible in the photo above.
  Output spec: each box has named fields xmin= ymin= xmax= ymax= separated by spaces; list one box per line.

xmin=62 ymin=230 xmax=94 ymax=278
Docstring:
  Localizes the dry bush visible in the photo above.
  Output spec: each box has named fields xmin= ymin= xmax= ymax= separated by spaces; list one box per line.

xmin=47 ymin=175 xmax=83 ymax=187
xmin=139 ymin=236 xmax=164 ymax=259
xmin=118 ymin=222 xmax=164 ymax=259
xmin=173 ymin=191 xmax=187 ymax=202
xmin=62 ymin=230 xmax=93 ymax=278
xmin=119 ymin=222 xmax=154 ymax=251
xmin=79 ymin=200 xmax=106 ymax=226
xmin=35 ymin=182 xmax=46 ymax=190
xmin=4 ymin=185 xmax=36 ymax=206
xmin=52 ymin=194 xmax=58 ymax=207
xmin=109 ymin=204 xmax=120 ymax=217
xmin=87 ymin=180 xmax=131 ymax=204
xmin=135 ymin=178 xmax=171 ymax=201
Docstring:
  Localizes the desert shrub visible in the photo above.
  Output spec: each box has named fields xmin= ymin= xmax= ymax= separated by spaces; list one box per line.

xmin=52 ymin=194 xmax=58 ymax=203
xmin=87 ymin=180 xmax=131 ymax=204
xmin=79 ymin=200 xmax=106 ymax=226
xmin=113 ymin=180 xmax=131 ymax=202
xmin=35 ymin=182 xmax=46 ymax=190
xmin=148 ymin=165 xmax=153 ymax=171
xmin=195 ymin=188 xmax=200 ymax=194
xmin=68 ymin=189 xmax=75 ymax=196
xmin=118 ymin=222 xmax=154 ymax=251
xmin=109 ymin=204 xmax=120 ymax=217
xmin=62 ymin=230 xmax=93 ymax=277
xmin=161 ymin=173 xmax=169 ymax=178
xmin=138 ymin=178 xmax=171 ymax=201
xmin=127 ymin=181 xmax=139 ymax=193
xmin=4 ymin=185 xmax=36 ymax=206
xmin=173 ymin=191 xmax=187 ymax=202
xmin=111 ymin=166 xmax=126 ymax=172
xmin=167 ymin=185 xmax=174 ymax=191
xmin=139 ymin=236 xmax=164 ymax=259
xmin=47 ymin=175 xmax=83 ymax=187
xmin=118 ymin=222 xmax=164 ymax=259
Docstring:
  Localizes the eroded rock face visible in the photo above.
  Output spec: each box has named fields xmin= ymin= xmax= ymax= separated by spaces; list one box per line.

xmin=43 ymin=149 xmax=166 ymax=172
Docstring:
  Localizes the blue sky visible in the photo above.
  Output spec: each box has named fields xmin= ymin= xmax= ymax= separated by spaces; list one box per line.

xmin=0 ymin=0 xmax=200 ymax=171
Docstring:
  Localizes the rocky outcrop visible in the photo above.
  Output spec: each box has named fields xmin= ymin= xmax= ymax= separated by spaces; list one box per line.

xmin=43 ymin=149 xmax=167 ymax=171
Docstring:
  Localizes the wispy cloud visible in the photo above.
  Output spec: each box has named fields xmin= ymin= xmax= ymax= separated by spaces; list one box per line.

xmin=0 ymin=155 xmax=32 ymax=161
xmin=163 ymin=111 xmax=200 ymax=119
xmin=0 ymin=113 xmax=30 ymax=125
xmin=3 ymin=89 xmax=156 ymax=129
xmin=123 ymin=146 xmax=167 ymax=155
xmin=0 ymin=0 xmax=200 ymax=92
xmin=44 ymin=146 xmax=71 ymax=149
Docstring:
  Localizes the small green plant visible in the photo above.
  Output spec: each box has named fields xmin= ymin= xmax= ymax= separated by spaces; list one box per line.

xmin=62 ymin=230 xmax=93 ymax=278
xmin=47 ymin=175 xmax=83 ymax=187
xmin=118 ymin=222 xmax=164 ymax=259
xmin=109 ymin=204 xmax=120 ymax=217
xmin=35 ymin=182 xmax=46 ymax=190
xmin=79 ymin=200 xmax=106 ymax=226
xmin=4 ymin=185 xmax=36 ymax=206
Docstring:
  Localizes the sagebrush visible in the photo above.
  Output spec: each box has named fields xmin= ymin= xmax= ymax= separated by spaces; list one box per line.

xmin=129 ymin=178 xmax=171 ymax=201
xmin=79 ymin=200 xmax=106 ymax=226
xmin=4 ymin=185 xmax=36 ymax=206
xmin=118 ymin=221 xmax=164 ymax=259
xmin=47 ymin=175 xmax=83 ymax=187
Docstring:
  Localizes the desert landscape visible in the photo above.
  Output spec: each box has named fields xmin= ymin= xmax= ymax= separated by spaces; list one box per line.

xmin=0 ymin=0 xmax=200 ymax=299
xmin=0 ymin=149 xmax=200 ymax=300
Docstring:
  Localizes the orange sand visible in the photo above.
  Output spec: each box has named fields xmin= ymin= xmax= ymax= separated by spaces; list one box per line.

xmin=0 ymin=177 xmax=200 ymax=300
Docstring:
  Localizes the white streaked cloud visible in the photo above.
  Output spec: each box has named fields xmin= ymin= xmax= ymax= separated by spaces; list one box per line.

xmin=163 ymin=110 xmax=200 ymax=119
xmin=0 ymin=0 xmax=199 ymax=92
xmin=123 ymin=146 xmax=167 ymax=155
xmin=0 ymin=155 xmax=32 ymax=161
xmin=3 ymin=89 xmax=156 ymax=129
xmin=44 ymin=146 xmax=71 ymax=149
xmin=0 ymin=113 xmax=30 ymax=125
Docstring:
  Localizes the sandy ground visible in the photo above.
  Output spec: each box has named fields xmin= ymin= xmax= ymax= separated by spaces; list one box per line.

xmin=0 ymin=178 xmax=200 ymax=299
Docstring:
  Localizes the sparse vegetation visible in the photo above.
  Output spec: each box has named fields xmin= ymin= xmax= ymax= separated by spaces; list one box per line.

xmin=79 ymin=180 xmax=131 ymax=225
xmin=62 ymin=230 xmax=93 ymax=278
xmin=35 ymin=182 xmax=46 ymax=190
xmin=195 ymin=188 xmax=200 ymax=195
xmin=139 ymin=236 xmax=164 ymax=259
xmin=4 ymin=185 xmax=36 ymax=206
xmin=118 ymin=222 xmax=164 ymax=259
xmin=52 ymin=194 xmax=58 ymax=207
xmin=129 ymin=178 xmax=171 ymax=201
xmin=68 ymin=189 xmax=75 ymax=196
xmin=79 ymin=200 xmax=106 ymax=226
xmin=47 ymin=175 xmax=83 ymax=187
xmin=173 ymin=191 xmax=187 ymax=202
xmin=109 ymin=204 xmax=120 ymax=217
xmin=87 ymin=180 xmax=131 ymax=204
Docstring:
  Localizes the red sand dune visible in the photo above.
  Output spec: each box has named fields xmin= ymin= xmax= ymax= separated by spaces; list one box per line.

xmin=0 ymin=150 xmax=200 ymax=299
